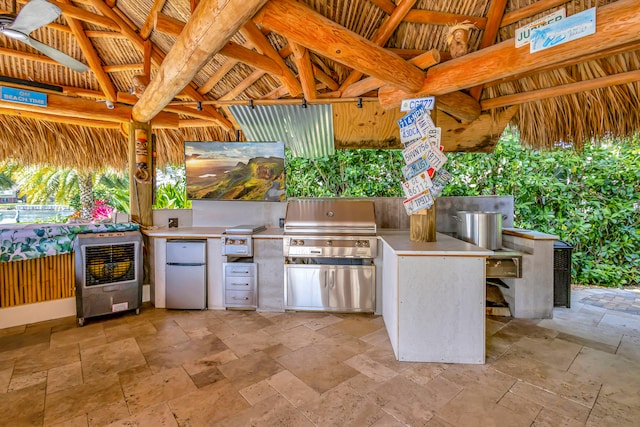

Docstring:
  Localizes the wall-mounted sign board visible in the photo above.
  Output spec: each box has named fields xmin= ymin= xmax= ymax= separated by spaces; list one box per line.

xmin=515 ymin=9 xmax=566 ymax=48
xmin=530 ymin=7 xmax=596 ymax=54
xmin=0 ymin=86 xmax=47 ymax=107
xmin=400 ymin=96 xmax=435 ymax=112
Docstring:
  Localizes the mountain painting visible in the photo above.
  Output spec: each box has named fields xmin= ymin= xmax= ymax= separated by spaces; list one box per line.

xmin=185 ymin=142 xmax=286 ymax=201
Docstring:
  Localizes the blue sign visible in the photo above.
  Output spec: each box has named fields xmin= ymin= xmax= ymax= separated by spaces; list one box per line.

xmin=0 ymin=86 xmax=48 ymax=107
xmin=530 ymin=7 xmax=596 ymax=53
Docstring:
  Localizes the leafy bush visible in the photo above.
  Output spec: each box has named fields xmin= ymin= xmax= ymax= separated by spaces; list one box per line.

xmin=444 ymin=129 xmax=640 ymax=287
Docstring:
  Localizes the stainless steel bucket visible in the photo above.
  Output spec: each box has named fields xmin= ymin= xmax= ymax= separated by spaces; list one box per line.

xmin=454 ymin=211 xmax=504 ymax=250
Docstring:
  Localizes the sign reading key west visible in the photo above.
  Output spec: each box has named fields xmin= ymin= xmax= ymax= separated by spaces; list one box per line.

xmin=0 ymin=86 xmax=47 ymax=107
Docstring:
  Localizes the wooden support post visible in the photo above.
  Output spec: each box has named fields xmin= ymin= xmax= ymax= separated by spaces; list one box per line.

xmin=410 ymin=103 xmax=438 ymax=242
xmin=129 ymin=121 xmax=154 ymax=226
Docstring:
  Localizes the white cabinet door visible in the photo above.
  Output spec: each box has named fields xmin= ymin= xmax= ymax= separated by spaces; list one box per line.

xmin=254 ymin=238 xmax=285 ymax=311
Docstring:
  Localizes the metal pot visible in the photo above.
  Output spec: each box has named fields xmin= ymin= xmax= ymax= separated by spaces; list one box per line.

xmin=453 ymin=211 xmax=505 ymax=250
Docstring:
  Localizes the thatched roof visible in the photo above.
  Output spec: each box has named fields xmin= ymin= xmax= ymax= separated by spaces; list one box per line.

xmin=0 ymin=0 xmax=638 ymax=170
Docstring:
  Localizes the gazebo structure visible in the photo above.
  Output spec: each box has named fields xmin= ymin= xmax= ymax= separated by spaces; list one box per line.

xmin=0 ymin=0 xmax=638 ymax=224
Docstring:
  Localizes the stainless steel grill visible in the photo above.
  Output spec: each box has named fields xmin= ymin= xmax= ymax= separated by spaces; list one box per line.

xmin=283 ymin=199 xmax=377 ymax=313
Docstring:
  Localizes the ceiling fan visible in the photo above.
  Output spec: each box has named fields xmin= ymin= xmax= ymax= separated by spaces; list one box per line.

xmin=0 ymin=0 xmax=89 ymax=73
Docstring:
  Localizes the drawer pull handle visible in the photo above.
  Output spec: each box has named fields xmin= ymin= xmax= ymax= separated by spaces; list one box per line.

xmin=231 ymin=282 xmax=249 ymax=286
xmin=232 ymin=297 xmax=250 ymax=300
xmin=231 ymin=270 xmax=249 ymax=274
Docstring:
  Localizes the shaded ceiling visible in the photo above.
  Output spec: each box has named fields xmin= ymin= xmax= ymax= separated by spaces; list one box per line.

xmin=0 ymin=0 xmax=638 ymax=170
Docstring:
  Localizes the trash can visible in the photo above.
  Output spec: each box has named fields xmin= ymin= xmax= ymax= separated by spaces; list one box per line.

xmin=553 ymin=240 xmax=573 ymax=308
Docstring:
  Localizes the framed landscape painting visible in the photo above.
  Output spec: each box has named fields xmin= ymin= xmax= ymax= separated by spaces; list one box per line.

xmin=185 ymin=141 xmax=286 ymax=201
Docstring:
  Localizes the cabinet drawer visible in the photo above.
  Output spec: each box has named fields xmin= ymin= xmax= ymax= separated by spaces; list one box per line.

xmin=224 ymin=263 xmax=256 ymax=277
xmin=225 ymin=290 xmax=256 ymax=307
xmin=224 ymin=275 xmax=256 ymax=291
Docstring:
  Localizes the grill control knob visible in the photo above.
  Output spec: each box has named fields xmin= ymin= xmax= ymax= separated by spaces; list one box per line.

xmin=298 ymin=240 xmax=304 ymax=246
xmin=326 ymin=240 xmax=332 ymax=246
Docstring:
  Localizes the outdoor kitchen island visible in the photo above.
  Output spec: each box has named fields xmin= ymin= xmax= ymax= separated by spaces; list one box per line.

xmin=379 ymin=230 xmax=493 ymax=364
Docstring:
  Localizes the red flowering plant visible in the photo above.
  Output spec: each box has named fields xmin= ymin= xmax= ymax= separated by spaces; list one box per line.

xmin=91 ymin=199 xmax=114 ymax=221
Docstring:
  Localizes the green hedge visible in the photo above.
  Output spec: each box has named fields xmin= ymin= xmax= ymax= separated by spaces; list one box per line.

xmin=286 ymin=130 xmax=640 ymax=287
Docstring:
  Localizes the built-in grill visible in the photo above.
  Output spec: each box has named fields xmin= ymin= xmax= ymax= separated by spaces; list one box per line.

xmin=283 ymin=199 xmax=377 ymax=313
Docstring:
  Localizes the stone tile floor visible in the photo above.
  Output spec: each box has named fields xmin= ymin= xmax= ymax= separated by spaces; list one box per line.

xmin=1 ymin=287 xmax=639 ymax=426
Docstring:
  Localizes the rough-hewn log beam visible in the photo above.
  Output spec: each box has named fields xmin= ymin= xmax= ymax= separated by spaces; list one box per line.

xmin=500 ymin=0 xmax=569 ymax=27
xmin=61 ymin=0 xmax=116 ymax=101
xmin=240 ymin=21 xmax=302 ymax=97
xmin=404 ymin=9 xmax=487 ymax=30
xmin=154 ymin=12 xmax=185 ymax=37
xmin=481 ymin=70 xmax=640 ymax=110
xmin=50 ymin=0 xmax=120 ymax=31
xmin=0 ymin=107 xmax=120 ymax=128
xmin=140 ymin=0 xmax=168 ymax=39
xmin=342 ymin=49 xmax=440 ymax=98
xmin=0 ymin=93 xmax=179 ymax=128
xmin=468 ymin=0 xmax=508 ymax=100
xmin=198 ymin=59 xmax=238 ymax=95
xmin=437 ymin=92 xmax=481 ymax=122
xmin=339 ymin=0 xmax=416 ymax=94
xmin=378 ymin=0 xmax=640 ymax=109
xmin=220 ymin=42 xmax=282 ymax=75
xmin=220 ymin=69 xmax=266 ymax=101
xmin=290 ymin=42 xmax=317 ymax=101
xmin=133 ymin=0 xmax=268 ymax=124
xmin=255 ymin=0 xmax=425 ymax=93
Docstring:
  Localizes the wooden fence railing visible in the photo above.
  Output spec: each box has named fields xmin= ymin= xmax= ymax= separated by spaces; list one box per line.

xmin=0 ymin=253 xmax=75 ymax=308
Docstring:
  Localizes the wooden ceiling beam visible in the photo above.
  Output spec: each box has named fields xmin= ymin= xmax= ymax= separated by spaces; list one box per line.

xmin=404 ymin=9 xmax=487 ymax=30
xmin=0 ymin=93 xmax=179 ymax=128
xmin=0 ymin=47 xmax=60 ymax=67
xmin=240 ymin=21 xmax=303 ymax=97
xmin=154 ymin=12 xmax=185 ymax=37
xmin=154 ymin=13 xmax=282 ymax=97
xmin=61 ymin=0 xmax=117 ymax=102
xmin=0 ymin=107 xmax=120 ymax=129
xmin=485 ymin=40 xmax=640 ymax=88
xmin=342 ymin=49 xmax=440 ymax=98
xmin=378 ymin=0 xmax=640 ymax=108
xmin=500 ymin=0 xmax=569 ymax=28
xmin=312 ymin=65 xmax=340 ymax=91
xmin=481 ymin=70 xmax=640 ymax=110
xmin=198 ymin=59 xmax=239 ymax=95
xmin=88 ymin=0 xmax=232 ymax=129
xmin=468 ymin=0 xmax=508 ymax=100
xmin=339 ymin=0 xmax=416 ymax=94
xmin=85 ymin=31 xmax=128 ymax=39
xmin=290 ymin=42 xmax=317 ymax=101
xmin=220 ymin=42 xmax=282 ymax=75
xmin=255 ymin=0 xmax=425 ymax=93
xmin=368 ymin=0 xmax=395 ymax=15
xmin=103 ymin=64 xmax=144 ymax=73
xmin=49 ymin=0 xmax=120 ymax=31
xmin=220 ymin=69 xmax=266 ymax=101
xmin=131 ymin=0 xmax=267 ymax=125
xmin=140 ymin=0 xmax=168 ymax=40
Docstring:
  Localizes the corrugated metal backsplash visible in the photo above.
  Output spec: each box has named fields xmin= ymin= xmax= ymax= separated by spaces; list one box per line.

xmin=229 ymin=104 xmax=335 ymax=159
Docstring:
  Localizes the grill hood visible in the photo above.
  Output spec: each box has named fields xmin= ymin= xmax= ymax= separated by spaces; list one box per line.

xmin=284 ymin=199 xmax=377 ymax=235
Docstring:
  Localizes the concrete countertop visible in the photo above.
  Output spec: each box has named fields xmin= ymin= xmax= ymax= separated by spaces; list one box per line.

xmin=502 ymin=228 xmax=559 ymax=240
xmin=142 ymin=226 xmax=284 ymax=238
xmin=378 ymin=230 xmax=494 ymax=256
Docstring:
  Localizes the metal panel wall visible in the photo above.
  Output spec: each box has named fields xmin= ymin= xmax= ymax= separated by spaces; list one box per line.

xmin=229 ymin=104 xmax=334 ymax=158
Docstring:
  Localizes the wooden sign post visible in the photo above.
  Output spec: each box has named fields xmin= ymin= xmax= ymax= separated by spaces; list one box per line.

xmin=410 ymin=102 xmax=437 ymax=242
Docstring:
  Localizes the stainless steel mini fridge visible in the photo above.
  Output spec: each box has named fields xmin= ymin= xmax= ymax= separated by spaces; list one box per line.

xmin=166 ymin=240 xmax=207 ymax=309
